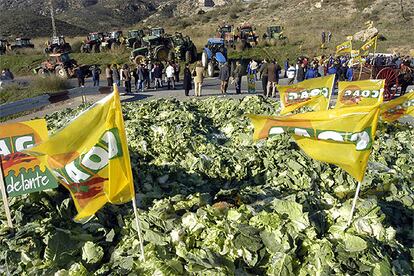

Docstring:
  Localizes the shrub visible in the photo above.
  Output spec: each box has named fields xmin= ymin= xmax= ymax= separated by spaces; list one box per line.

xmin=71 ymin=40 xmax=83 ymax=53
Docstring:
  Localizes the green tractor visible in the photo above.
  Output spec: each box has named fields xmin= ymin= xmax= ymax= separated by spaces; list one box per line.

xmin=168 ymin=32 xmax=197 ymax=63
xmin=130 ymin=35 xmax=170 ymax=64
xmin=150 ymin=27 xmax=165 ymax=38
xmin=125 ymin=30 xmax=145 ymax=49
xmin=263 ymin=26 xmax=287 ymax=45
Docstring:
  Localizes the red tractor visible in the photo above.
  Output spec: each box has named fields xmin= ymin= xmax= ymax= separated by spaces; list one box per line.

xmin=33 ymin=52 xmax=91 ymax=79
xmin=235 ymin=23 xmax=258 ymax=51
xmin=216 ymin=24 xmax=235 ymax=48
xmin=80 ymin=32 xmax=104 ymax=53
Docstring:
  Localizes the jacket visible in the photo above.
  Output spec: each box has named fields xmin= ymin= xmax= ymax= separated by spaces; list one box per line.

xmin=105 ymin=68 xmax=112 ymax=78
xmin=287 ymin=66 xmax=296 ymax=79
xmin=183 ymin=68 xmax=192 ymax=90
xmin=259 ymin=62 xmax=268 ymax=77
xmin=346 ymin=67 xmax=353 ymax=81
xmin=218 ymin=64 xmax=230 ymax=81
xmin=153 ymin=66 xmax=163 ymax=78
xmin=296 ymin=66 xmax=305 ymax=82
xmin=266 ymin=63 xmax=277 ymax=82
xmin=305 ymin=68 xmax=318 ymax=79
xmin=194 ymin=66 xmax=204 ymax=83
xmin=232 ymin=64 xmax=243 ymax=79
xmin=166 ymin=65 xmax=175 ymax=78
xmin=123 ymin=68 xmax=131 ymax=81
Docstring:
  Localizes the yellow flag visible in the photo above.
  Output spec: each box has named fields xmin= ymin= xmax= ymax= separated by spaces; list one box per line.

xmin=248 ymin=105 xmax=381 ymax=182
xmin=336 ymin=40 xmax=352 ymax=54
xmin=277 ymin=75 xmax=335 ymax=115
xmin=360 ymin=36 xmax=377 ymax=52
xmin=351 ymin=49 xmax=360 ymax=58
xmin=335 ymin=80 xmax=384 ymax=109
xmin=380 ymin=90 xmax=414 ymax=122
xmin=25 ymin=85 xmax=134 ymax=221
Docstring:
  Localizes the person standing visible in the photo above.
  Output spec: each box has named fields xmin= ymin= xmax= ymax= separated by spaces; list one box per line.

xmin=249 ymin=59 xmax=258 ymax=80
xmin=153 ymin=63 xmax=163 ymax=89
xmin=92 ymin=65 xmax=101 ymax=87
xmin=346 ymin=65 xmax=353 ymax=81
xmin=266 ymin=60 xmax=277 ymax=98
xmin=232 ymin=61 xmax=243 ymax=94
xmin=296 ymin=63 xmax=305 ymax=82
xmin=328 ymin=31 xmax=332 ymax=43
xmin=193 ymin=61 xmax=204 ymax=97
xmin=284 ymin=58 xmax=289 ymax=78
xmin=321 ymin=31 xmax=326 ymax=44
xmin=112 ymin=65 xmax=120 ymax=86
xmin=122 ymin=64 xmax=131 ymax=93
xmin=218 ymin=62 xmax=230 ymax=94
xmin=166 ymin=62 xmax=175 ymax=90
xmin=259 ymin=59 xmax=268 ymax=96
xmin=76 ymin=67 xmax=85 ymax=87
xmin=105 ymin=64 xmax=113 ymax=86
xmin=305 ymin=64 xmax=318 ymax=80
xmin=287 ymin=64 xmax=296 ymax=84
xmin=174 ymin=61 xmax=180 ymax=83
xmin=136 ymin=64 xmax=145 ymax=92
xmin=147 ymin=60 xmax=153 ymax=86
xmin=183 ymin=63 xmax=192 ymax=96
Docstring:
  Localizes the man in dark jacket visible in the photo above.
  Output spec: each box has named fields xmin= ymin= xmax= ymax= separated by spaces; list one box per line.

xmin=76 ymin=68 xmax=85 ymax=87
xmin=153 ymin=63 xmax=163 ymax=89
xmin=296 ymin=63 xmax=305 ymax=82
xmin=259 ymin=59 xmax=268 ymax=96
xmin=232 ymin=61 xmax=243 ymax=94
xmin=122 ymin=64 xmax=131 ymax=93
xmin=218 ymin=62 xmax=230 ymax=94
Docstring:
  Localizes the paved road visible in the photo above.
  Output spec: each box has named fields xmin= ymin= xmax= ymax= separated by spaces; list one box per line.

xmin=7 ymin=76 xmax=414 ymax=124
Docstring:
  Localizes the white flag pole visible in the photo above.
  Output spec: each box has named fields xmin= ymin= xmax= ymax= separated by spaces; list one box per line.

xmin=347 ymin=180 xmax=362 ymax=227
xmin=0 ymin=163 xmax=13 ymax=228
xmin=132 ymin=197 xmax=145 ymax=261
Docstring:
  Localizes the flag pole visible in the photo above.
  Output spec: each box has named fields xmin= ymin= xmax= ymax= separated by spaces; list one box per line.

xmin=0 ymin=162 xmax=13 ymax=228
xmin=132 ymin=197 xmax=145 ymax=261
xmin=347 ymin=180 xmax=362 ymax=227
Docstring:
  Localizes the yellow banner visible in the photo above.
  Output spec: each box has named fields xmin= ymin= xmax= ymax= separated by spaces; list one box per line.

xmin=335 ymin=80 xmax=384 ymax=109
xmin=380 ymin=90 xmax=414 ymax=122
xmin=277 ymin=75 xmax=335 ymax=115
xmin=360 ymin=36 xmax=377 ymax=52
xmin=336 ymin=40 xmax=352 ymax=54
xmin=351 ymin=49 xmax=360 ymax=58
xmin=25 ymin=86 xmax=134 ymax=221
xmin=248 ymin=105 xmax=380 ymax=182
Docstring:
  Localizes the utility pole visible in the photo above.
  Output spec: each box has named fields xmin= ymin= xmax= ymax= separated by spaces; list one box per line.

xmin=50 ymin=0 xmax=57 ymax=37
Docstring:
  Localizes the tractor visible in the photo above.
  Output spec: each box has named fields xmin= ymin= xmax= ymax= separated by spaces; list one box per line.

xmin=80 ymin=32 xmax=104 ymax=53
xmin=262 ymin=26 xmax=287 ymax=45
xmin=168 ymin=32 xmax=197 ymax=63
xmin=130 ymin=35 xmax=170 ymax=65
xmin=150 ymin=27 xmax=165 ymax=38
xmin=10 ymin=37 xmax=34 ymax=50
xmin=235 ymin=23 xmax=258 ymax=50
xmin=201 ymin=38 xmax=227 ymax=77
xmin=0 ymin=39 xmax=10 ymax=55
xmin=33 ymin=52 xmax=91 ymax=79
xmin=125 ymin=29 xmax=145 ymax=49
xmin=216 ymin=24 xmax=235 ymax=48
xmin=44 ymin=36 xmax=71 ymax=54
xmin=100 ymin=31 xmax=125 ymax=51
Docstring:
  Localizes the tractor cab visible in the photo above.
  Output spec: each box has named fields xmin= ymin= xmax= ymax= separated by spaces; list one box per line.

xmin=88 ymin=32 xmax=104 ymax=42
xmin=150 ymin=27 xmax=165 ymax=38
xmin=218 ymin=25 xmax=233 ymax=38
xmin=264 ymin=26 xmax=286 ymax=40
xmin=110 ymin=31 xmax=123 ymax=39
xmin=239 ymin=25 xmax=255 ymax=40
xmin=128 ymin=30 xmax=144 ymax=39
xmin=205 ymin=38 xmax=226 ymax=55
xmin=15 ymin=37 xmax=34 ymax=47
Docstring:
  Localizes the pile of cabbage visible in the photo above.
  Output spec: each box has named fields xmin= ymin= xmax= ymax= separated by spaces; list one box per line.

xmin=0 ymin=96 xmax=413 ymax=275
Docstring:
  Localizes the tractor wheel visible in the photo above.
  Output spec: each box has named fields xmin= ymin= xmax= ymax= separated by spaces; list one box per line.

xmin=236 ymin=40 xmax=247 ymax=52
xmin=207 ymin=62 xmax=214 ymax=77
xmin=156 ymin=48 xmax=169 ymax=62
xmin=55 ymin=66 xmax=68 ymax=79
xmin=201 ymin=51 xmax=208 ymax=68
xmin=133 ymin=41 xmax=140 ymax=49
xmin=134 ymin=55 xmax=146 ymax=65
xmin=376 ymin=68 xmax=398 ymax=101
xmin=168 ymin=51 xmax=175 ymax=61
xmin=37 ymin=68 xmax=47 ymax=77
xmin=185 ymin=51 xmax=192 ymax=63
xmin=92 ymin=44 xmax=98 ymax=53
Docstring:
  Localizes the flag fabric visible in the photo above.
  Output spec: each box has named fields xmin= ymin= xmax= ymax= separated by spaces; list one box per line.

xmin=277 ymin=75 xmax=335 ymax=115
xmin=336 ymin=40 xmax=352 ymax=54
xmin=335 ymin=80 xmax=384 ymax=109
xmin=25 ymin=85 xmax=134 ymax=221
xmin=351 ymin=49 xmax=360 ymax=58
xmin=248 ymin=104 xmax=381 ymax=182
xmin=380 ymin=90 xmax=414 ymax=122
xmin=360 ymin=36 xmax=377 ymax=52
